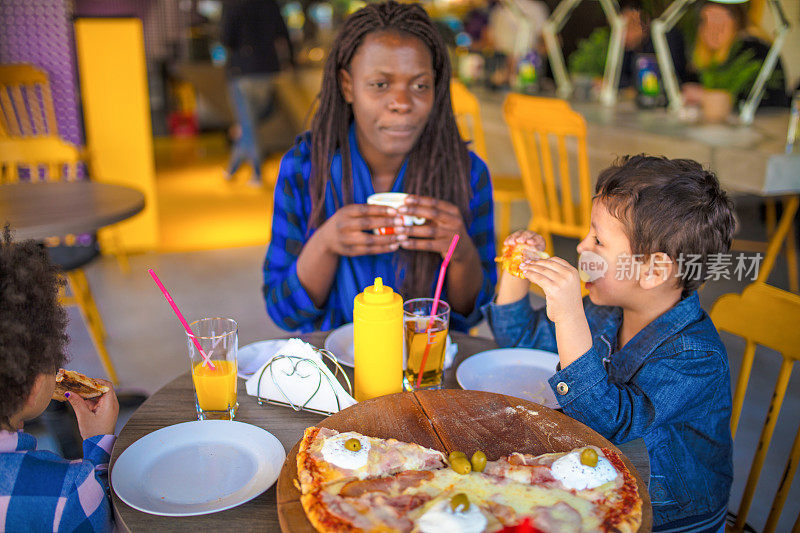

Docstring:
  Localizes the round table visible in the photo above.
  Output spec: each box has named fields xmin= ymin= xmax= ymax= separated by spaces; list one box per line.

xmin=110 ymin=332 xmax=651 ymax=531
xmin=0 ymin=181 xmax=145 ymax=240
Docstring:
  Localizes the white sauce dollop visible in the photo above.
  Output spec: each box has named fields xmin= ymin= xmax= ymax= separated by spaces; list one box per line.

xmin=320 ymin=432 xmax=371 ymax=470
xmin=551 ymin=450 xmax=618 ymax=490
xmin=416 ymin=499 xmax=487 ymax=533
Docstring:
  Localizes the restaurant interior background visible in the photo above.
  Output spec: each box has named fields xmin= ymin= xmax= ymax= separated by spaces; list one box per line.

xmin=2 ymin=0 xmax=800 ymax=530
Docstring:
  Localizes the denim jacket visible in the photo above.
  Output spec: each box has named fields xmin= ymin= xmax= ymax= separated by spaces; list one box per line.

xmin=483 ymin=292 xmax=733 ymax=527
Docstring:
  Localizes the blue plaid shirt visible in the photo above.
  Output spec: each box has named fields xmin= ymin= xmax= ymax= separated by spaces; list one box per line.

xmin=263 ymin=127 xmax=497 ymax=332
xmin=0 ymin=430 xmax=115 ymax=532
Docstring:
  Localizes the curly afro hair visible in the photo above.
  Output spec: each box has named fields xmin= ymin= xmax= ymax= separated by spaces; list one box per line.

xmin=0 ymin=226 xmax=68 ymax=428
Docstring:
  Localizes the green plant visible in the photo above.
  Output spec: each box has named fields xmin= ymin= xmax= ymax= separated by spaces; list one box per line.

xmin=699 ymin=48 xmax=761 ymax=96
xmin=568 ymin=27 xmax=609 ymax=78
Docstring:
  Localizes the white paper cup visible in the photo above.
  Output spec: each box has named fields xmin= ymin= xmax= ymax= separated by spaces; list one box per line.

xmin=366 ymin=193 xmax=426 ymax=235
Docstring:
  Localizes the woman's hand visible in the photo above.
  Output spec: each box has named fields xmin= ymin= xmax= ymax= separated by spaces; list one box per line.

xmin=395 ymin=195 xmax=471 ymax=260
xmin=66 ymin=381 xmax=119 ymax=440
xmin=317 ymin=203 xmax=403 ymax=257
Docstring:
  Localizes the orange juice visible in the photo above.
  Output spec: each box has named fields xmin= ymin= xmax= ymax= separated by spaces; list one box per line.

xmin=191 ymin=360 xmax=237 ymax=411
xmin=404 ymin=318 xmax=448 ymax=389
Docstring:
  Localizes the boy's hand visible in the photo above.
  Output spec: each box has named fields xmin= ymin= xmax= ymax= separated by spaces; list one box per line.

xmin=520 ymin=257 xmax=593 ymax=369
xmin=495 ymin=230 xmax=547 ymax=305
xmin=503 ymin=230 xmax=546 ymax=252
xmin=66 ymin=381 xmax=119 ymax=440
xmin=520 ymin=256 xmax=583 ymax=324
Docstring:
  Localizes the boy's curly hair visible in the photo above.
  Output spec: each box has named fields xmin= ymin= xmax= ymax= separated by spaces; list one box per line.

xmin=595 ymin=155 xmax=736 ymax=296
xmin=0 ymin=227 xmax=68 ymax=428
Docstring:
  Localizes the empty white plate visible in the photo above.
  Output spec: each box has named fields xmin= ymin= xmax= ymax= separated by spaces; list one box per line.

xmin=324 ymin=322 xmax=454 ymax=367
xmin=237 ymin=339 xmax=289 ymax=379
xmin=112 ymin=420 xmax=285 ymax=516
xmin=456 ymin=348 xmax=560 ymax=409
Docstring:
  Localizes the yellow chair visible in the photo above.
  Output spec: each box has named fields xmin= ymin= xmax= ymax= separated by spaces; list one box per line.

xmin=450 ymin=81 xmax=526 ymax=247
xmin=710 ymin=282 xmax=800 ymax=533
xmin=0 ymin=137 xmax=120 ymax=384
xmin=502 ymin=94 xmax=592 ymax=255
xmin=0 ymin=64 xmax=59 ymax=138
xmin=0 ymin=63 xmax=131 ymax=272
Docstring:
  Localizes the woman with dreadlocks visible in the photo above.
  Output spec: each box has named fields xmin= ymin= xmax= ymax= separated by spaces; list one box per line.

xmin=263 ymin=1 xmax=496 ymax=332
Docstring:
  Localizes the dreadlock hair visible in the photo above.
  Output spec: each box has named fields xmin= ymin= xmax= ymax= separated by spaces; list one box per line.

xmin=0 ymin=226 xmax=68 ymax=429
xmin=309 ymin=0 xmax=471 ymax=299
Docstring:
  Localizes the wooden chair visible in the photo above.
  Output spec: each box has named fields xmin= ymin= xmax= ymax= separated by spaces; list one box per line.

xmin=450 ymin=81 xmax=526 ymax=247
xmin=0 ymin=64 xmax=59 ymax=138
xmin=502 ymin=94 xmax=592 ymax=255
xmin=710 ymin=282 xmax=800 ymax=533
xmin=0 ymin=137 xmax=120 ymax=384
xmin=0 ymin=63 xmax=131 ymax=272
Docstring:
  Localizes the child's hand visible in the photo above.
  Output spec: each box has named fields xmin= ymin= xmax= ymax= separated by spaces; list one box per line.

xmin=520 ymin=256 xmax=584 ymax=324
xmin=66 ymin=381 xmax=119 ymax=440
xmin=495 ymin=230 xmax=547 ymax=305
xmin=503 ymin=230 xmax=546 ymax=253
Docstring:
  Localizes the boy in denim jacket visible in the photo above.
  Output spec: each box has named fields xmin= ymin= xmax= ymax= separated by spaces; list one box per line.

xmin=0 ymin=230 xmax=119 ymax=532
xmin=484 ymin=156 xmax=734 ymax=531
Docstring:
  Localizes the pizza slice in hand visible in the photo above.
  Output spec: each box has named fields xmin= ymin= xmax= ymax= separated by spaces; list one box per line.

xmin=495 ymin=243 xmax=550 ymax=279
xmin=51 ymin=369 xmax=110 ymax=402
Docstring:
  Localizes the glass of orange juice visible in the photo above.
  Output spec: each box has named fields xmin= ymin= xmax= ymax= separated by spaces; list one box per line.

xmin=403 ymin=299 xmax=450 ymax=391
xmin=187 ymin=317 xmax=238 ymax=420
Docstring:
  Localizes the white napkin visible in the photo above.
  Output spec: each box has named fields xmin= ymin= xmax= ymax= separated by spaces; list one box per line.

xmin=245 ymin=338 xmax=357 ymax=413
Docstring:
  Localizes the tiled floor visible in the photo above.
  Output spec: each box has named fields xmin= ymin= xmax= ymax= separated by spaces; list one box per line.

xmin=33 ymin=172 xmax=800 ymax=530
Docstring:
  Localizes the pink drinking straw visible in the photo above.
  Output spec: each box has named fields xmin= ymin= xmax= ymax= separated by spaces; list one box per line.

xmin=416 ymin=234 xmax=459 ymax=388
xmin=148 ymin=269 xmax=216 ymax=370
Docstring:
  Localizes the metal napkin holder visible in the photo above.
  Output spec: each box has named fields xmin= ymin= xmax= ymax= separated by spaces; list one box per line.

xmin=254 ymin=347 xmax=353 ymax=416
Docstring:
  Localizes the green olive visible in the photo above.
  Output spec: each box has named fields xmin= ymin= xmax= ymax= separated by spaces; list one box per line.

xmin=450 ymin=493 xmax=470 ymax=513
xmin=344 ymin=438 xmax=361 ymax=452
xmin=450 ymin=456 xmax=472 ymax=475
xmin=580 ymin=448 xmax=599 ymax=467
xmin=470 ymin=450 xmax=487 ymax=473
xmin=448 ymin=450 xmax=466 ymax=463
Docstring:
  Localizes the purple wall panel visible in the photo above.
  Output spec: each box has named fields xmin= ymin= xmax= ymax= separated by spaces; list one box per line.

xmin=0 ymin=0 xmax=83 ymax=145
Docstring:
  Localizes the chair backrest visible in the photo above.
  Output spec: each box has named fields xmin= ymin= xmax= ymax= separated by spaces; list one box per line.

xmin=450 ymin=80 xmax=488 ymax=162
xmin=502 ymin=93 xmax=592 ymax=253
xmin=0 ymin=137 xmax=83 ymax=182
xmin=0 ymin=64 xmax=59 ymax=138
xmin=710 ymin=282 xmax=800 ymax=533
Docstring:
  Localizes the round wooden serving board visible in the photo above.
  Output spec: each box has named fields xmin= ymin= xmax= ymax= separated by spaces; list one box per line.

xmin=276 ymin=389 xmax=652 ymax=532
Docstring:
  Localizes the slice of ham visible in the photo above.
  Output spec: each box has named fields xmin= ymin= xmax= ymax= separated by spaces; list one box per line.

xmin=340 ymin=470 xmax=434 ymax=497
xmin=484 ymin=459 xmax=557 ymax=486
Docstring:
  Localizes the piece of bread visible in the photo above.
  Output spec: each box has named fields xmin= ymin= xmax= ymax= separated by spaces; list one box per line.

xmin=51 ymin=369 xmax=110 ymax=402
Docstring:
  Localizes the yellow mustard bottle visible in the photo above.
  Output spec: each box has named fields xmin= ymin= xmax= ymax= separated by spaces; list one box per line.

xmin=353 ymin=277 xmax=403 ymax=401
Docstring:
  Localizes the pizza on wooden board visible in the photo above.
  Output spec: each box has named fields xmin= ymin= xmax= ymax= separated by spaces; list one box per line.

xmin=295 ymin=427 xmax=642 ymax=533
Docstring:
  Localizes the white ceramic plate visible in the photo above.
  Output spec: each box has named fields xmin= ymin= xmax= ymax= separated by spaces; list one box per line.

xmin=237 ymin=339 xmax=289 ymax=379
xmin=324 ymin=323 xmax=453 ymax=368
xmin=111 ymin=420 xmax=285 ymax=517
xmin=456 ymin=348 xmax=560 ymax=409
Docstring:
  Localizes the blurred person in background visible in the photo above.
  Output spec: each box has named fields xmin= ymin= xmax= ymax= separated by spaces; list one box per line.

xmin=682 ymin=1 xmax=788 ymax=108
xmin=618 ymin=0 xmax=686 ymax=90
xmin=222 ymin=0 xmax=294 ymax=185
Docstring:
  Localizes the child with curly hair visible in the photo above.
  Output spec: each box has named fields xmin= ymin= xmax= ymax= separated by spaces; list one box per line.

xmin=0 ymin=228 xmax=119 ymax=532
